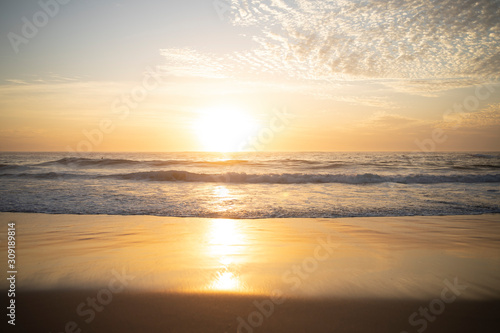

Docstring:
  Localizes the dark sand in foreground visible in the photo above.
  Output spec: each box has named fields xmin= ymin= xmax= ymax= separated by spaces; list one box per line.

xmin=1 ymin=213 xmax=500 ymax=332
xmin=15 ymin=292 xmax=500 ymax=333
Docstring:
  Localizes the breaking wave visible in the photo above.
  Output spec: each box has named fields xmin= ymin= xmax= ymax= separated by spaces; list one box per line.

xmin=108 ymin=171 xmax=500 ymax=184
xmin=2 ymin=169 xmax=500 ymax=184
xmin=36 ymin=157 xmax=252 ymax=167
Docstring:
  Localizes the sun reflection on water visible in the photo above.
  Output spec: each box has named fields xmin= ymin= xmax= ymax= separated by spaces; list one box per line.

xmin=211 ymin=185 xmax=234 ymax=214
xmin=213 ymin=185 xmax=230 ymax=198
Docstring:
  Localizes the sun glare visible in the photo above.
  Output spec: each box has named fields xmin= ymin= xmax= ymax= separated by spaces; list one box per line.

xmin=206 ymin=219 xmax=247 ymax=292
xmin=194 ymin=106 xmax=259 ymax=152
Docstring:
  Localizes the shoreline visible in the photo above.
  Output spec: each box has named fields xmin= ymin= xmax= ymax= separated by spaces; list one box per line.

xmin=1 ymin=210 xmax=499 ymax=219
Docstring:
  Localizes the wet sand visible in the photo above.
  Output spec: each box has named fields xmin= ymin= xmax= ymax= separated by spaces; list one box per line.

xmin=1 ymin=213 xmax=500 ymax=332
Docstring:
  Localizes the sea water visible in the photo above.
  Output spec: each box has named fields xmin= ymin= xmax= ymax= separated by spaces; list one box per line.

xmin=1 ymin=152 xmax=499 ymax=218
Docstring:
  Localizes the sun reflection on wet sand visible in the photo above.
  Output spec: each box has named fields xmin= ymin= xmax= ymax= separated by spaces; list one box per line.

xmin=3 ymin=213 xmax=500 ymax=300
xmin=206 ymin=218 xmax=247 ymax=292
xmin=209 ymin=271 xmax=241 ymax=291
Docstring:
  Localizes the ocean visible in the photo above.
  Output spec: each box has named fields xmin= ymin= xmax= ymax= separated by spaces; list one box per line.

xmin=0 ymin=152 xmax=499 ymax=218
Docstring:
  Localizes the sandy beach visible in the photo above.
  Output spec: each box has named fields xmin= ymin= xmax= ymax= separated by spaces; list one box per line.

xmin=2 ymin=212 xmax=500 ymax=332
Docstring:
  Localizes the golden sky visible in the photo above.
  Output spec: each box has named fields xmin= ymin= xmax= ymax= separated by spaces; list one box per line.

xmin=1 ymin=0 xmax=499 ymax=152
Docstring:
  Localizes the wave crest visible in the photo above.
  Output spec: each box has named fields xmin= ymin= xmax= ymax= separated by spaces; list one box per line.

xmin=37 ymin=157 xmax=251 ymax=167
xmin=108 ymin=170 xmax=500 ymax=184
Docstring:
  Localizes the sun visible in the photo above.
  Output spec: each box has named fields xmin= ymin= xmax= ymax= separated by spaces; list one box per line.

xmin=194 ymin=106 xmax=259 ymax=152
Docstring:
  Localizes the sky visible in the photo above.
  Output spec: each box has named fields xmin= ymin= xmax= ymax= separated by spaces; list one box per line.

xmin=0 ymin=0 xmax=499 ymax=152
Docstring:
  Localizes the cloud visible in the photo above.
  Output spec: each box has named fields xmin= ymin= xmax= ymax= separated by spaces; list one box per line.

xmin=231 ymin=0 xmax=500 ymax=78
xmin=353 ymin=103 xmax=500 ymax=147
xmin=2 ymin=74 xmax=88 ymax=86
xmin=360 ymin=103 xmax=500 ymax=133
xmin=381 ymin=78 xmax=492 ymax=96
xmin=439 ymin=103 xmax=500 ymax=129
xmin=0 ymin=128 xmax=48 ymax=139
xmin=162 ymin=0 xmax=500 ymax=86
xmin=4 ymin=79 xmax=28 ymax=85
xmin=331 ymin=96 xmax=400 ymax=109
xmin=160 ymin=49 xmax=230 ymax=79
xmin=361 ymin=111 xmax=424 ymax=129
